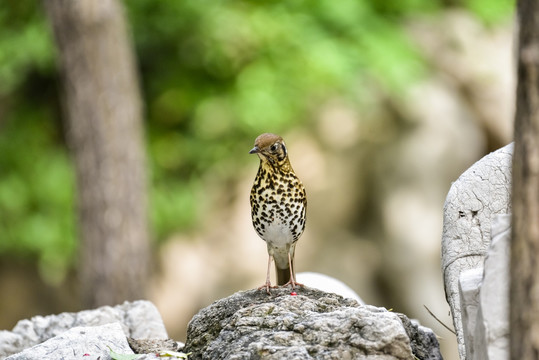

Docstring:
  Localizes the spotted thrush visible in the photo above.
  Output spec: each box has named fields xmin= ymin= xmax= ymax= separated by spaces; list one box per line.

xmin=249 ymin=133 xmax=307 ymax=293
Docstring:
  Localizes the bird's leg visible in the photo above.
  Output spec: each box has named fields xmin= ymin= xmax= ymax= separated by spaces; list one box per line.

xmin=258 ymin=255 xmax=275 ymax=294
xmin=283 ymin=252 xmax=304 ymax=289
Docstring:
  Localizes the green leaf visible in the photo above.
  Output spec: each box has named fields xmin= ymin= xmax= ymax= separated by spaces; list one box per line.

xmin=109 ymin=348 xmax=140 ymax=360
xmin=158 ymin=350 xmax=192 ymax=359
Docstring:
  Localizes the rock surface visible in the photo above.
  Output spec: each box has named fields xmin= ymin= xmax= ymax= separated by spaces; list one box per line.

xmin=185 ymin=287 xmax=442 ymax=360
xmin=441 ymin=143 xmax=512 ymax=358
xmin=0 ymin=300 xmax=168 ymax=359
xmin=5 ymin=322 xmax=132 ymax=360
xmin=296 ymin=272 xmax=364 ymax=304
xmin=458 ymin=267 xmax=483 ymax=360
xmin=472 ymin=214 xmax=510 ymax=360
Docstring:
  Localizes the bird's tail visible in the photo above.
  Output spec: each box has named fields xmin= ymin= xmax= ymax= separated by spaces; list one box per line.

xmin=276 ymin=266 xmax=292 ymax=286
xmin=276 ymin=245 xmax=295 ymax=285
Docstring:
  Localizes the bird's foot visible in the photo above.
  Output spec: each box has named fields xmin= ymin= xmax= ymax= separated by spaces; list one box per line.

xmin=283 ymin=280 xmax=304 ymax=290
xmin=258 ymin=281 xmax=277 ymax=295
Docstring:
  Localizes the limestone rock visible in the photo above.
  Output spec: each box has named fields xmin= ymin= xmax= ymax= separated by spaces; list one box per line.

xmin=127 ymin=338 xmax=182 ymax=355
xmin=5 ymin=322 xmax=132 ymax=360
xmin=473 ymin=214 xmax=510 ymax=360
xmin=296 ymin=272 xmax=364 ymax=304
xmin=185 ymin=287 xmax=442 ymax=360
xmin=397 ymin=315 xmax=442 ymax=360
xmin=0 ymin=300 xmax=167 ymax=359
xmin=459 ymin=267 xmax=483 ymax=360
xmin=441 ymin=143 xmax=512 ymax=358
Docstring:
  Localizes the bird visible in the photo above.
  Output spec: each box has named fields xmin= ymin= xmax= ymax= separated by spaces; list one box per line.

xmin=249 ymin=133 xmax=307 ymax=294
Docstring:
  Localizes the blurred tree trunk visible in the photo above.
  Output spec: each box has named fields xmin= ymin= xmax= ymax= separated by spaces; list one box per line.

xmin=43 ymin=0 xmax=149 ymax=307
xmin=511 ymin=0 xmax=539 ymax=358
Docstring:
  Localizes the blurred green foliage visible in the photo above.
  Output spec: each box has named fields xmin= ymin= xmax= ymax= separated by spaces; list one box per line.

xmin=0 ymin=0 xmax=513 ymax=283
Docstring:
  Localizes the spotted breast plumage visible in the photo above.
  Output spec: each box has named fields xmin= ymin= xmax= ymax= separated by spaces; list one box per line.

xmin=249 ymin=133 xmax=307 ymax=293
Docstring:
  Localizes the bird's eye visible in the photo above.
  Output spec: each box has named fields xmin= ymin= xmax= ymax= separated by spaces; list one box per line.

xmin=270 ymin=143 xmax=279 ymax=152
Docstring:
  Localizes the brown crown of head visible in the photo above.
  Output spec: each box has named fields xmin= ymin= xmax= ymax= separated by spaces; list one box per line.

xmin=249 ymin=133 xmax=289 ymax=167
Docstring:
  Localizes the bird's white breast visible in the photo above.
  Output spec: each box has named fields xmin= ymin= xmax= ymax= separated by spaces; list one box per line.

xmin=263 ymin=220 xmax=294 ymax=268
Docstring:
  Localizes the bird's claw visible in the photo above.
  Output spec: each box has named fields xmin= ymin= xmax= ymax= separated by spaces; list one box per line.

xmin=283 ymin=280 xmax=304 ymax=290
xmin=258 ymin=282 xmax=277 ymax=295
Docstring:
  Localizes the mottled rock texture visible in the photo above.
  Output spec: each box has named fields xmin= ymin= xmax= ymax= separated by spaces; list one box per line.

xmin=0 ymin=300 xmax=167 ymax=359
xmin=185 ymin=287 xmax=442 ymax=360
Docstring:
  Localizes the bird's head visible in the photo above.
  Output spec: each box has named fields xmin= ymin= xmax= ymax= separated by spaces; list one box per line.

xmin=249 ymin=133 xmax=290 ymax=169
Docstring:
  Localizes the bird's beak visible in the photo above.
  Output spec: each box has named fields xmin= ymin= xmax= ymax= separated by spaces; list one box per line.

xmin=249 ymin=146 xmax=259 ymax=154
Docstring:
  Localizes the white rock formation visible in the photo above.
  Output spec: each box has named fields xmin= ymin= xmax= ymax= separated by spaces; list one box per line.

xmin=442 ymin=144 xmax=513 ymax=359
xmin=472 ymin=214 xmax=510 ymax=360
xmin=459 ymin=267 xmax=483 ymax=359
xmin=296 ymin=272 xmax=364 ymax=304
xmin=0 ymin=300 xmax=167 ymax=359
xmin=442 ymin=143 xmax=513 ymax=358
xmin=5 ymin=322 xmax=132 ymax=360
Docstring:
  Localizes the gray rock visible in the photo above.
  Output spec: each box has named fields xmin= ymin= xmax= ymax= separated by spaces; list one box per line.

xmin=459 ymin=267 xmax=483 ymax=360
xmin=296 ymin=272 xmax=364 ymax=304
xmin=185 ymin=287 xmax=442 ymax=360
xmin=473 ymin=214 xmax=510 ymax=360
xmin=0 ymin=300 xmax=167 ymax=359
xmin=441 ymin=143 xmax=512 ymax=358
xmin=127 ymin=338 xmax=182 ymax=354
xmin=0 ymin=333 xmax=24 ymax=360
xmin=5 ymin=322 xmax=133 ymax=360
xmin=397 ymin=315 xmax=443 ymax=360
